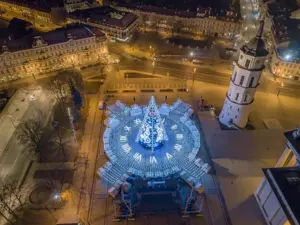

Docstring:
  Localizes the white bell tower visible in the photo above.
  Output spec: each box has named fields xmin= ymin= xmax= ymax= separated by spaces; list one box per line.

xmin=219 ymin=21 xmax=268 ymax=128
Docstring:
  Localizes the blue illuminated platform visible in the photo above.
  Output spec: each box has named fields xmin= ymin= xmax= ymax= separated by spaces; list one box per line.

xmin=98 ymin=96 xmax=210 ymax=187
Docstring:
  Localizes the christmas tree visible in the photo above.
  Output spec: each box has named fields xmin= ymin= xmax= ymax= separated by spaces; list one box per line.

xmin=136 ymin=96 xmax=168 ymax=151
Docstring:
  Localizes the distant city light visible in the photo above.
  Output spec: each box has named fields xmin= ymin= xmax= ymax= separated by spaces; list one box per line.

xmin=54 ymin=194 xmax=60 ymax=199
xmin=190 ymin=52 xmax=194 ymax=56
xmin=284 ymin=54 xmax=292 ymax=60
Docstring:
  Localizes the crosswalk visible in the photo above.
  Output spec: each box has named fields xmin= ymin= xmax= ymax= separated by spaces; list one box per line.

xmin=263 ymin=119 xmax=283 ymax=130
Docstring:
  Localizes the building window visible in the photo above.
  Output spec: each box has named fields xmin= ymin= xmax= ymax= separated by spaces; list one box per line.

xmin=249 ymin=77 xmax=254 ymax=87
xmin=244 ymin=94 xmax=248 ymax=102
xmin=245 ymin=59 xmax=250 ymax=68
xmin=239 ymin=76 xmax=245 ymax=85
xmin=235 ymin=93 xmax=239 ymax=101
xmin=233 ymin=71 xmax=237 ymax=81
xmin=240 ymin=54 xmax=243 ymax=59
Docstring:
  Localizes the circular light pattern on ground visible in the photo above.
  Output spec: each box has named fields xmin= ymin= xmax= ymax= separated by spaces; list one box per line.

xmin=99 ymin=98 xmax=210 ymax=183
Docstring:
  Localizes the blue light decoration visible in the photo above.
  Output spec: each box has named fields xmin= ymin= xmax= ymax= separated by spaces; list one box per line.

xmin=136 ymin=96 xmax=168 ymax=151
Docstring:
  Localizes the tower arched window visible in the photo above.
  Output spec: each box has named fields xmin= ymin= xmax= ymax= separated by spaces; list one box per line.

xmin=244 ymin=94 xmax=248 ymax=102
xmin=235 ymin=93 xmax=239 ymax=101
xmin=233 ymin=71 xmax=237 ymax=81
xmin=239 ymin=76 xmax=245 ymax=85
xmin=249 ymin=77 xmax=254 ymax=87
xmin=245 ymin=59 xmax=250 ymax=68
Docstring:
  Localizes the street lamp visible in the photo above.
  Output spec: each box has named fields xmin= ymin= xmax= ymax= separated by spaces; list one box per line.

xmin=190 ymin=52 xmax=194 ymax=57
xmin=193 ymin=68 xmax=196 ymax=83
xmin=152 ymin=61 xmax=155 ymax=75
xmin=277 ymin=82 xmax=284 ymax=97
xmin=284 ymin=54 xmax=291 ymax=61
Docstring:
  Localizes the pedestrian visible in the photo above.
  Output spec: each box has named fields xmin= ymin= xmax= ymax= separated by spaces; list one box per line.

xmin=133 ymin=96 xmax=136 ymax=102
xmin=165 ymin=96 xmax=167 ymax=102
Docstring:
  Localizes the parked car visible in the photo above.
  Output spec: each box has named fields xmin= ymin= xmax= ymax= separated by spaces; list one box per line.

xmin=192 ymin=59 xmax=202 ymax=64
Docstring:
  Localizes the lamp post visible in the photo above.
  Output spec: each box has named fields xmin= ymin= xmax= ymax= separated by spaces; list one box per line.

xmin=193 ymin=68 xmax=196 ymax=83
xmin=277 ymin=82 xmax=284 ymax=97
xmin=152 ymin=61 xmax=155 ymax=75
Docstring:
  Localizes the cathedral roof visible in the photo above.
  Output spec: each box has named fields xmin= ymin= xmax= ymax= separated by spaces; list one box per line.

xmin=241 ymin=20 xmax=268 ymax=57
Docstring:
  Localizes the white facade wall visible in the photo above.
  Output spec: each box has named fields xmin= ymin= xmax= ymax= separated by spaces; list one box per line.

xmin=0 ymin=34 xmax=108 ymax=81
xmin=219 ymin=50 xmax=267 ymax=128
xmin=113 ymin=5 xmax=241 ymax=39
xmin=0 ymin=1 xmax=52 ymax=22
xmin=255 ymin=179 xmax=289 ymax=225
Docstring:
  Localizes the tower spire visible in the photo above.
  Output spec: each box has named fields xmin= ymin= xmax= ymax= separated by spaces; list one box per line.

xmin=256 ymin=20 xmax=265 ymax=38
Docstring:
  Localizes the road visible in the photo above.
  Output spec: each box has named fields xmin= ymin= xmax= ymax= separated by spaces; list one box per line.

xmin=110 ymin=56 xmax=300 ymax=97
xmin=238 ymin=0 xmax=260 ymax=45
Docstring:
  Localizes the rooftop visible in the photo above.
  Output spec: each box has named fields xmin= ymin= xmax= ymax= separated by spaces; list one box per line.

xmin=114 ymin=2 xmax=240 ymax=22
xmin=263 ymin=166 xmax=300 ymax=225
xmin=267 ymin=0 xmax=299 ymax=17
xmin=272 ymin=15 xmax=300 ymax=44
xmin=69 ymin=6 xmax=138 ymax=29
xmin=0 ymin=24 xmax=103 ymax=55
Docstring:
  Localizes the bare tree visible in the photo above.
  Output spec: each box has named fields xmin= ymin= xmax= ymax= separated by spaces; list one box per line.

xmin=2 ymin=180 xmax=27 ymax=209
xmin=0 ymin=179 xmax=28 ymax=224
xmin=17 ymin=119 xmax=45 ymax=162
xmin=47 ymin=78 xmax=69 ymax=111
xmin=51 ymin=127 xmax=69 ymax=162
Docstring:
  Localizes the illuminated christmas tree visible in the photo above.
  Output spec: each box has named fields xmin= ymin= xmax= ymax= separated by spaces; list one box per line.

xmin=136 ymin=96 xmax=168 ymax=151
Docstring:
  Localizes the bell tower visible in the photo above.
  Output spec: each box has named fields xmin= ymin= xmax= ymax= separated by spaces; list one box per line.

xmin=219 ymin=21 xmax=268 ymax=128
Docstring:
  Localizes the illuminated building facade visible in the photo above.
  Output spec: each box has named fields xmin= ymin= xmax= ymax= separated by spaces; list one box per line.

xmin=0 ymin=0 xmax=53 ymax=23
xmin=68 ymin=7 xmax=140 ymax=42
xmin=0 ymin=24 xmax=108 ymax=82
xmin=112 ymin=4 xmax=241 ymax=39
